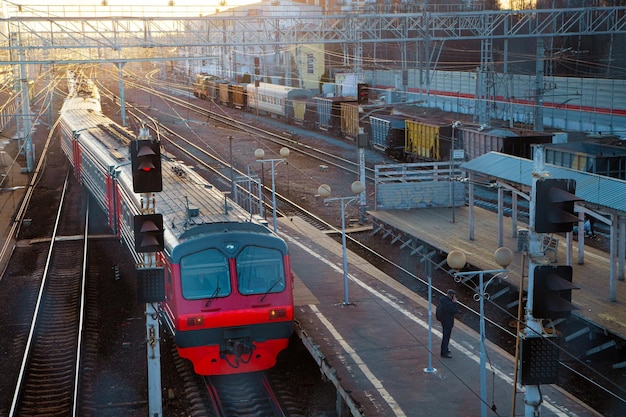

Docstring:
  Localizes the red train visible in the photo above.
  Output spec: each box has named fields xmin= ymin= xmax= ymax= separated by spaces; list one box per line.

xmin=59 ymin=73 xmax=294 ymax=375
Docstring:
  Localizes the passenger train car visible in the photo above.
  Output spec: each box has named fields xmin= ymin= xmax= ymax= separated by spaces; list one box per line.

xmin=245 ymin=81 xmax=314 ymax=122
xmin=59 ymin=75 xmax=294 ymax=376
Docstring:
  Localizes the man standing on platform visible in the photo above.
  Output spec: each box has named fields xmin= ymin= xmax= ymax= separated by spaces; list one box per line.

xmin=437 ymin=289 xmax=461 ymax=358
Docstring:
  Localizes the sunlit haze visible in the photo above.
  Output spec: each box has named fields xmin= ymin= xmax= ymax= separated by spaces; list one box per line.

xmin=2 ymin=0 xmax=261 ymax=10
xmin=4 ymin=0 xmax=258 ymax=4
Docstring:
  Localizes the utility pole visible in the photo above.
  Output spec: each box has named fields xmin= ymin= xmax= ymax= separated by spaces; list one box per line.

xmin=13 ymin=33 xmax=34 ymax=172
xmin=535 ymin=39 xmax=545 ymax=131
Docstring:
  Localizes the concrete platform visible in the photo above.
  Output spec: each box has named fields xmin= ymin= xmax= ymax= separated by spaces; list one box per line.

xmin=279 ymin=216 xmax=601 ymax=417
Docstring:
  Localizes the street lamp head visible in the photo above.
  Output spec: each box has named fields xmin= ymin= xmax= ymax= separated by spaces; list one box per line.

xmin=494 ymin=247 xmax=513 ymax=268
xmin=254 ymin=148 xmax=265 ymax=160
xmin=280 ymin=147 xmax=290 ymax=158
xmin=351 ymin=181 xmax=364 ymax=194
xmin=318 ymin=184 xmax=331 ymax=199
xmin=447 ymin=250 xmax=467 ymax=270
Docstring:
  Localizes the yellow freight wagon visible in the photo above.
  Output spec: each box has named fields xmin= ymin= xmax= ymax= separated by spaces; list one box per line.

xmin=340 ymin=102 xmax=361 ymax=140
xmin=405 ymin=119 xmax=452 ymax=161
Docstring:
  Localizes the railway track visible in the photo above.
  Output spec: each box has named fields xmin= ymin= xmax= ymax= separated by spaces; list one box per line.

xmin=205 ymin=373 xmax=286 ymax=417
xmin=9 ymin=171 xmax=89 ymax=417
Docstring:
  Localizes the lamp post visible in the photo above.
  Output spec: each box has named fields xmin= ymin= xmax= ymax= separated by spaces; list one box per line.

xmin=447 ymin=247 xmax=513 ymax=417
xmin=422 ymin=249 xmax=436 ymax=374
xmin=318 ymin=181 xmax=364 ymax=305
xmin=255 ymin=147 xmax=289 ymax=233
xmin=450 ymin=120 xmax=461 ymax=224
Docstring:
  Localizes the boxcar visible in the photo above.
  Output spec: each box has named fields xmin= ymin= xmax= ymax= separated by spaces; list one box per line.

xmin=369 ymin=114 xmax=406 ymax=160
xmin=404 ymin=118 xmax=453 ymax=162
xmin=538 ymin=141 xmax=626 ymax=180
xmin=315 ymin=96 xmax=358 ymax=135
xmin=459 ymin=127 xmax=552 ymax=161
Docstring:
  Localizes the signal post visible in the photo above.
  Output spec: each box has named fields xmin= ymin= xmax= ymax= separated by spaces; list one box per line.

xmin=130 ymin=125 xmax=164 ymax=417
xmin=522 ymin=145 xmax=581 ymax=417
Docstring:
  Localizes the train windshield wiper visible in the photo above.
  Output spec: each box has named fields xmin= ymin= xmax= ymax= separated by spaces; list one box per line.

xmin=260 ymin=279 xmax=282 ymax=302
xmin=205 ymin=286 xmax=221 ymax=307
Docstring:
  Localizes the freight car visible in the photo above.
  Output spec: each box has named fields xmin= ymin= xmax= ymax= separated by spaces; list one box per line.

xmin=369 ymin=114 xmax=406 ymax=160
xmin=459 ymin=126 xmax=553 ymax=161
xmin=292 ymin=98 xmax=318 ymax=129
xmin=340 ymin=101 xmax=361 ymax=140
xmin=537 ymin=141 xmax=626 ymax=180
xmin=314 ymin=96 xmax=358 ymax=136
xmin=191 ymin=74 xmax=556 ymax=164
xmin=59 ymin=76 xmax=294 ymax=376
xmin=404 ymin=118 xmax=454 ymax=162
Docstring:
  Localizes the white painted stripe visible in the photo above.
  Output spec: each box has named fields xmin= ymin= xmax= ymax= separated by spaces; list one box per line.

xmin=284 ymin=234 xmax=575 ymax=417
xmin=309 ymin=304 xmax=407 ymax=417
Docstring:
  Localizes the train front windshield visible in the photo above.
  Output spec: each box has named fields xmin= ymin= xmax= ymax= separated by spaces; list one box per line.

xmin=181 ymin=249 xmax=231 ymax=300
xmin=236 ymin=246 xmax=286 ymax=296
xmin=180 ymin=245 xmax=286 ymax=299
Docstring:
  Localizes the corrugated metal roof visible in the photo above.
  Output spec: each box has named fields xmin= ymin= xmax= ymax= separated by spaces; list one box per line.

xmin=462 ymin=152 xmax=626 ymax=213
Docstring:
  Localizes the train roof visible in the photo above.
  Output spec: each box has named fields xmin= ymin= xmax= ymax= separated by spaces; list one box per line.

xmin=314 ymin=96 xmax=358 ymax=104
xmin=369 ymin=114 xmax=407 ymax=129
xmin=246 ymin=82 xmax=314 ymax=99
xmin=60 ymin=89 xmax=102 ymax=113
xmin=541 ymin=141 xmax=626 ymax=156
xmin=60 ymin=104 xmax=259 ymax=248
xmin=157 ymin=157 xmax=254 ymax=233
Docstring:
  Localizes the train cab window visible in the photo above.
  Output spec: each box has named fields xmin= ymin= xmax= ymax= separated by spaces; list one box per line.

xmin=180 ymin=249 xmax=230 ymax=300
xmin=236 ymin=246 xmax=285 ymax=295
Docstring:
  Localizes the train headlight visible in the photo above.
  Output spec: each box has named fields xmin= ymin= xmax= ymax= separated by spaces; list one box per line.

xmin=223 ymin=242 xmax=238 ymax=254
xmin=269 ymin=308 xmax=287 ymax=320
xmin=186 ymin=316 xmax=204 ymax=327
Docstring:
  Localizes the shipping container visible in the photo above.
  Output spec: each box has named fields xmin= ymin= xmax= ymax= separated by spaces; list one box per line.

xmin=460 ymin=127 xmax=552 ymax=161
xmin=314 ymin=96 xmax=358 ymax=135
xmin=340 ymin=102 xmax=361 ymax=140
xmin=538 ymin=142 xmax=626 ymax=180
xmin=405 ymin=119 xmax=453 ymax=162
xmin=369 ymin=114 xmax=406 ymax=160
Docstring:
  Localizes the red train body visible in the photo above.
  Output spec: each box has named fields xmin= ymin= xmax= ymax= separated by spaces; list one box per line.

xmin=59 ymin=73 xmax=294 ymax=375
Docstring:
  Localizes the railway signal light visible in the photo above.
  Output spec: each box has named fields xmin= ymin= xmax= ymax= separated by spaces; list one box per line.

xmin=357 ymin=83 xmax=369 ymax=104
xmin=532 ymin=265 xmax=579 ymax=320
xmin=134 ymin=214 xmax=164 ymax=253
xmin=130 ymin=139 xmax=162 ymax=193
xmin=533 ymin=178 xmax=581 ymax=233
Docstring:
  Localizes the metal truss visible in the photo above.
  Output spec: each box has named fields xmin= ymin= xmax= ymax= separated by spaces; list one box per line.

xmin=1 ymin=7 xmax=626 ymax=65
